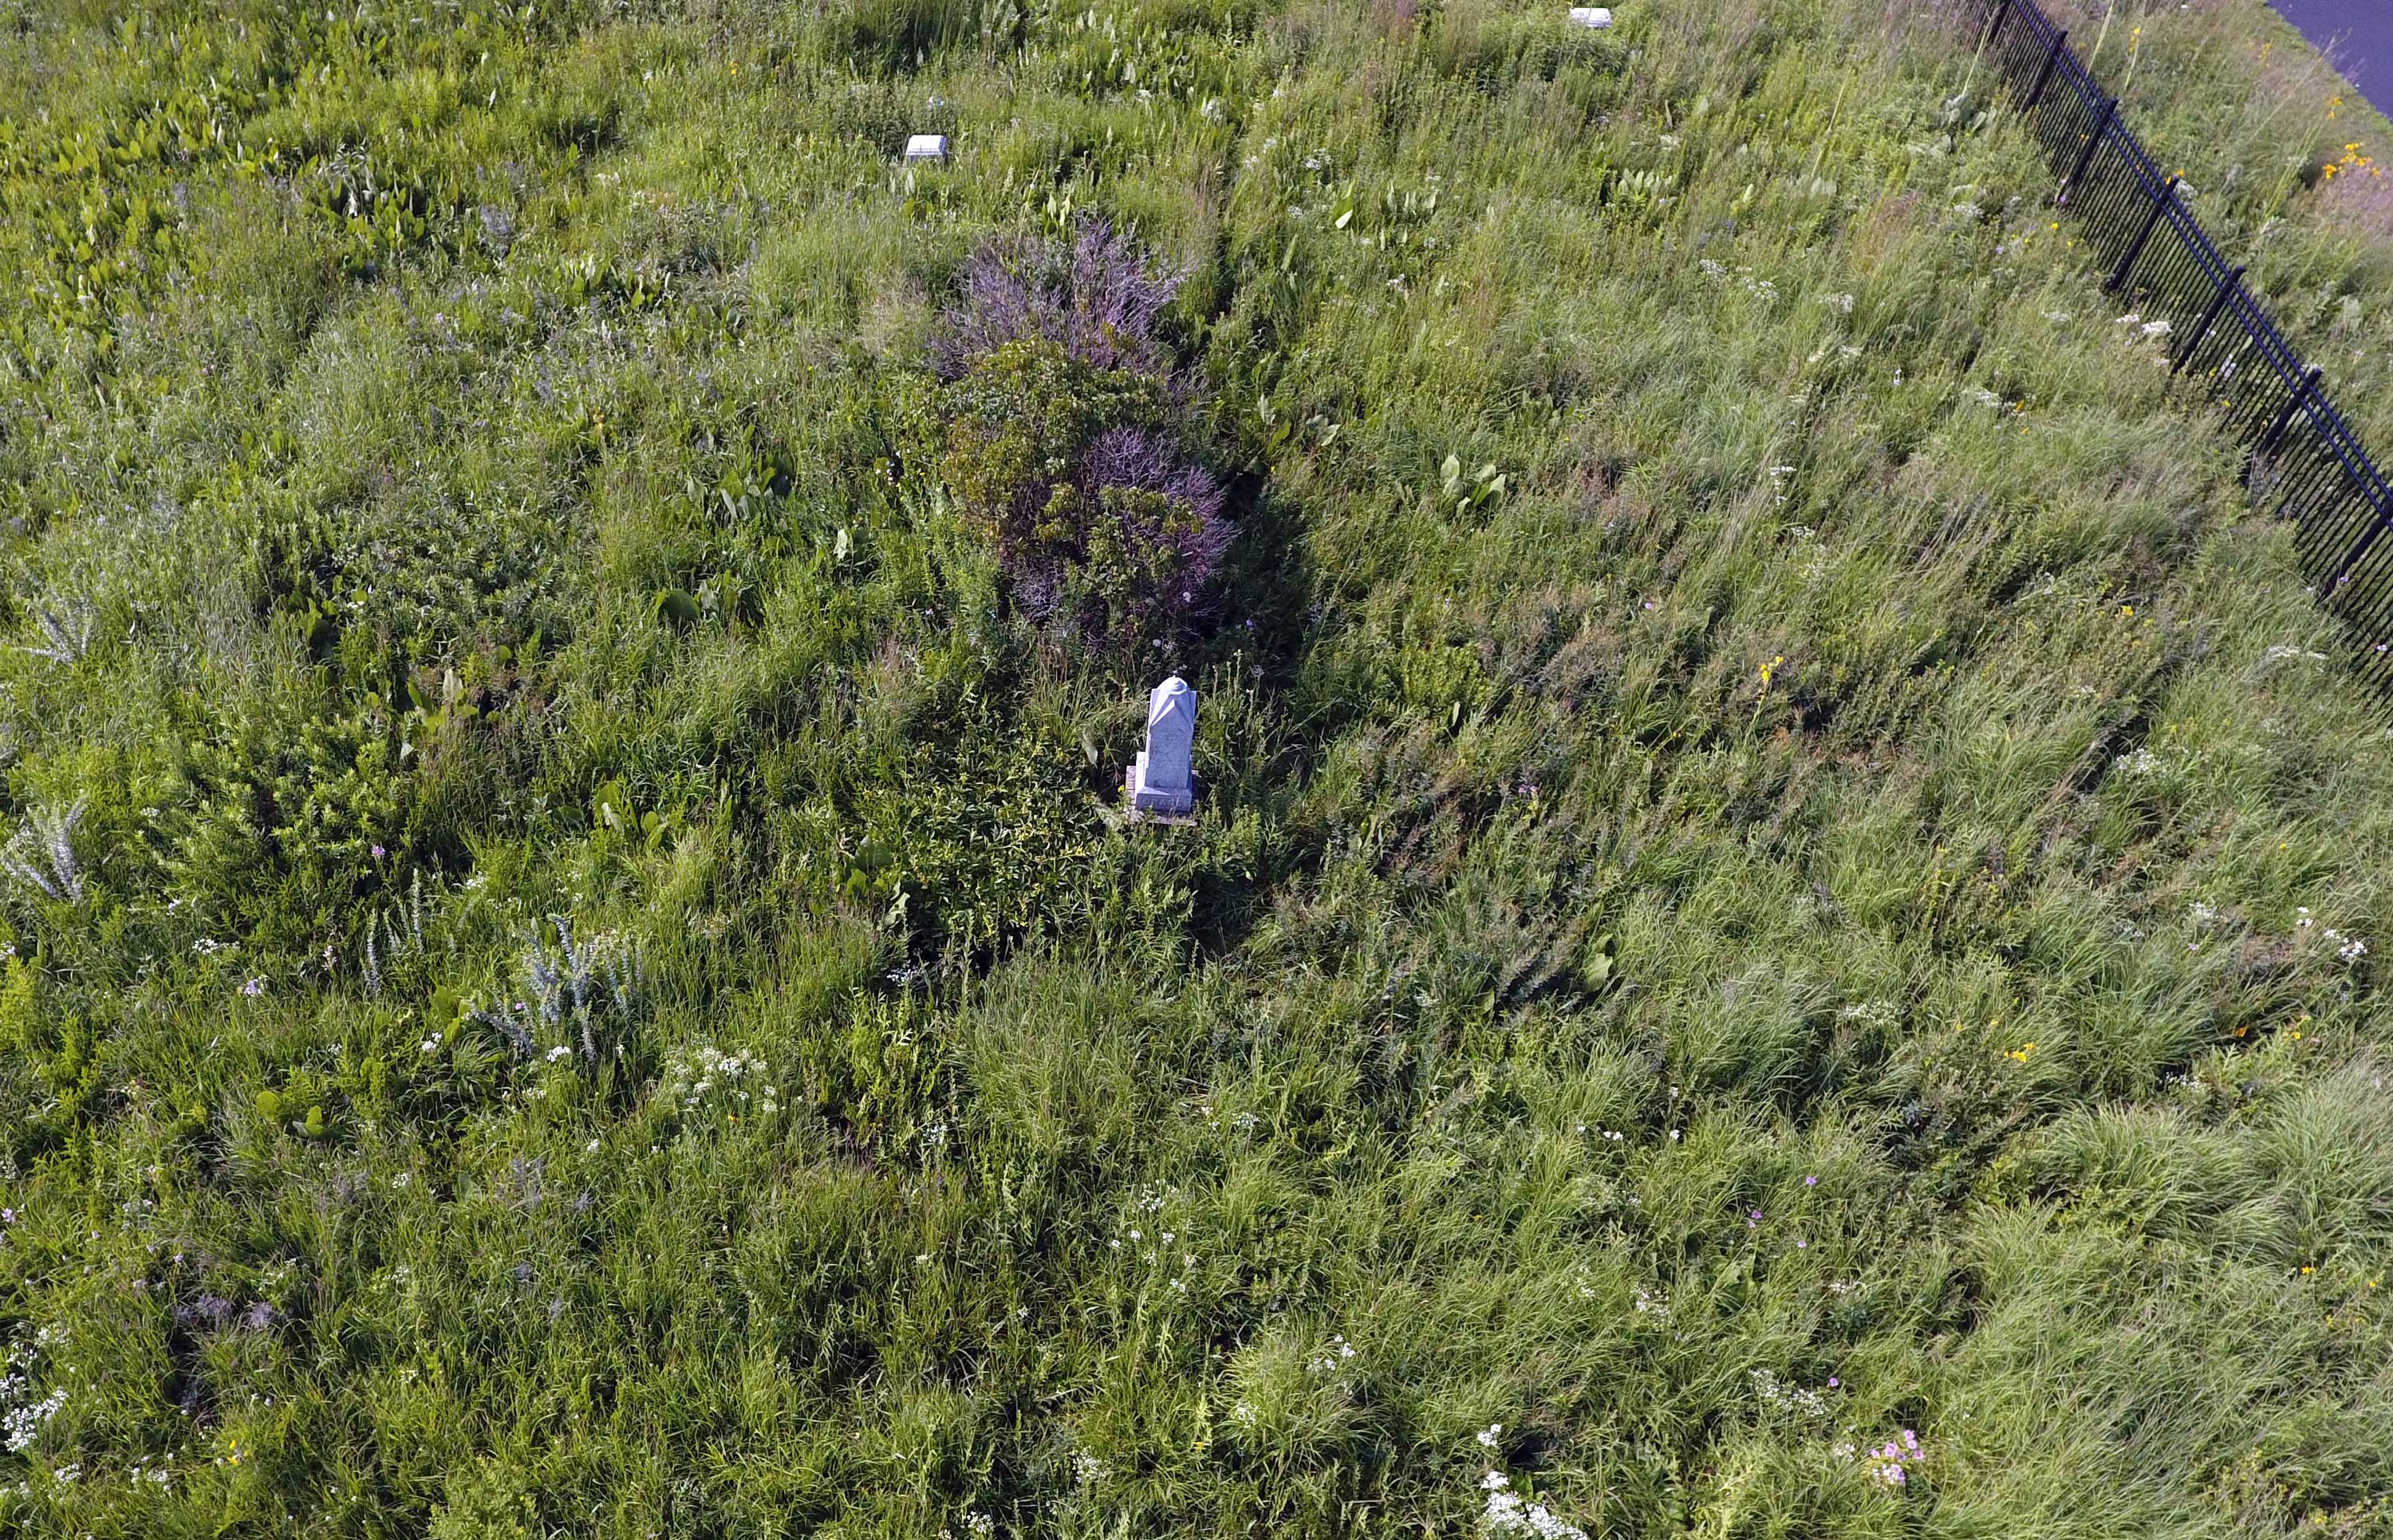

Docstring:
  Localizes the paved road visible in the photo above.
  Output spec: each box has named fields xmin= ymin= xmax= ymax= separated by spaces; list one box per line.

xmin=2269 ymin=0 xmax=2390 ymax=119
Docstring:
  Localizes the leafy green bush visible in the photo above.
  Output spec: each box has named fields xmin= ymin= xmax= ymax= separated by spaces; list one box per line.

xmin=936 ymin=338 xmax=1228 ymax=655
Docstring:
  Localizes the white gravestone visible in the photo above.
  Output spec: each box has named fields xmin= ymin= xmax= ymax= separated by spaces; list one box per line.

xmin=1126 ymin=675 xmax=1196 ymax=820
xmin=1568 ymin=6 xmax=1612 ymax=27
xmin=904 ymin=134 xmax=949 ymax=162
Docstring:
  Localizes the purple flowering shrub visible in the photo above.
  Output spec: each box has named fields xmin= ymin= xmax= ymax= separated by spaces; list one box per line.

xmin=931 ymin=218 xmax=1189 ymax=382
xmin=929 ymin=221 xmax=1229 ymax=655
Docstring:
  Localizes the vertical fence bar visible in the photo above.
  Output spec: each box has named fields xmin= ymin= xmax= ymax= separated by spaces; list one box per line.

xmin=2104 ymin=176 xmax=2178 ymax=293
xmin=2024 ymin=28 xmax=2068 ymax=108
xmin=2258 ymin=366 xmax=2322 ymax=457
xmin=2328 ymin=488 xmax=2393 ymax=594
xmin=2060 ymin=96 xmax=2115 ymax=201
xmin=2172 ymin=264 xmax=2243 ymax=374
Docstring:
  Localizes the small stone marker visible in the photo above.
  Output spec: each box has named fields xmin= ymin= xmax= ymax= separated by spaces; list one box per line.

xmin=1568 ymin=6 xmax=1612 ymax=26
xmin=1126 ymin=675 xmax=1197 ymax=822
xmin=904 ymin=133 xmax=949 ymax=163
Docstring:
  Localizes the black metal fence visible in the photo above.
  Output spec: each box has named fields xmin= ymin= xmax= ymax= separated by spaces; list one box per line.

xmin=1963 ymin=0 xmax=2393 ymax=693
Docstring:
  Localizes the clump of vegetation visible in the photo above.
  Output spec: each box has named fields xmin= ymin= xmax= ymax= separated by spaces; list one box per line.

xmin=931 ymin=220 xmax=1229 ymax=655
xmin=936 ymin=336 xmax=1229 ymax=652
xmin=932 ymin=218 xmax=1192 ymax=380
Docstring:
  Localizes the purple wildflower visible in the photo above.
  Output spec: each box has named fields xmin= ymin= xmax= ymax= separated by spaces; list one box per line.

xmin=932 ymin=218 xmax=1188 ymax=380
xmin=175 ymin=1294 xmax=237 ymax=1331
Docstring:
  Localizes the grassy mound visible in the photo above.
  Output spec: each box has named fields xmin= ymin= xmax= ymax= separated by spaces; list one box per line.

xmin=2 ymin=0 xmax=2391 ymax=1534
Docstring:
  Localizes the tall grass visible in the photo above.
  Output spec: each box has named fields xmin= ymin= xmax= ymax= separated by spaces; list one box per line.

xmin=1 ymin=0 xmax=2391 ymax=1534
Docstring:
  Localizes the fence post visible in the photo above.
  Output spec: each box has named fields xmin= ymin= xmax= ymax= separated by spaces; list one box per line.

xmin=1983 ymin=0 xmax=2013 ymax=50
xmin=2172 ymin=263 xmax=2245 ymax=374
xmin=2103 ymin=175 xmax=2178 ymax=294
xmin=2327 ymin=486 xmax=2393 ymax=596
xmin=2259 ymin=366 xmax=2323 ymax=456
xmin=2024 ymin=27 xmax=2068 ymax=108
xmin=2060 ymin=96 xmax=2116 ymax=201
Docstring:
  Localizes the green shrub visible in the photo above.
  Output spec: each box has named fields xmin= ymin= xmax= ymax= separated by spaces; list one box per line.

xmin=936 ymin=338 xmax=1227 ymax=655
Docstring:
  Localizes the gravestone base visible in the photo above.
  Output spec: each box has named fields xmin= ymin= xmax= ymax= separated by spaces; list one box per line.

xmin=1122 ymin=756 xmax=1197 ymax=826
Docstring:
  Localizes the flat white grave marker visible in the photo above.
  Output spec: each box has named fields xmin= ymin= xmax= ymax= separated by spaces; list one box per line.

xmin=904 ymin=134 xmax=949 ymax=162
xmin=1568 ymin=6 xmax=1612 ymax=27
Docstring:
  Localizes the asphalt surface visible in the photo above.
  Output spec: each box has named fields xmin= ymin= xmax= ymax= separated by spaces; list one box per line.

xmin=2269 ymin=0 xmax=2390 ymax=119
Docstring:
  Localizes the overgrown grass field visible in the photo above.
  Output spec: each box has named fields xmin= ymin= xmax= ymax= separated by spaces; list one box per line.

xmin=4 ymin=0 xmax=2393 ymax=1534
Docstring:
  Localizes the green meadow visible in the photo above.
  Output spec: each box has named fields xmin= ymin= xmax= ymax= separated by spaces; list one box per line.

xmin=3 ymin=0 xmax=2392 ymax=1534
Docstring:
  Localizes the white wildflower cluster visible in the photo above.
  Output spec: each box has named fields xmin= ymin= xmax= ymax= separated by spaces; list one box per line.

xmin=1479 ymin=1470 xmax=1588 ymax=1540
xmin=2111 ymin=746 xmax=2161 ymax=777
xmin=1836 ymin=998 xmax=1900 ymax=1032
xmin=2260 ymin=644 xmax=2327 ymax=666
xmin=1108 ymin=1187 xmax=1200 ymax=1293
xmin=1070 ymin=1451 xmax=1107 ymax=1487
xmin=1748 ymin=1367 xmax=1830 ymax=1418
xmin=1962 ymin=385 xmax=2003 ymax=408
xmin=2114 ymin=312 xmax=2171 ymax=338
xmin=1306 ymin=1334 xmax=1358 ymax=1376
xmin=1196 ymin=1101 xmax=1263 ymax=1137
xmin=2293 ymin=908 xmax=2371 ymax=964
xmin=0 ymin=1338 xmax=62 ymax=1455
xmin=1822 ymin=292 xmax=1856 ymax=314
xmin=659 ymin=1044 xmax=778 ymax=1120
